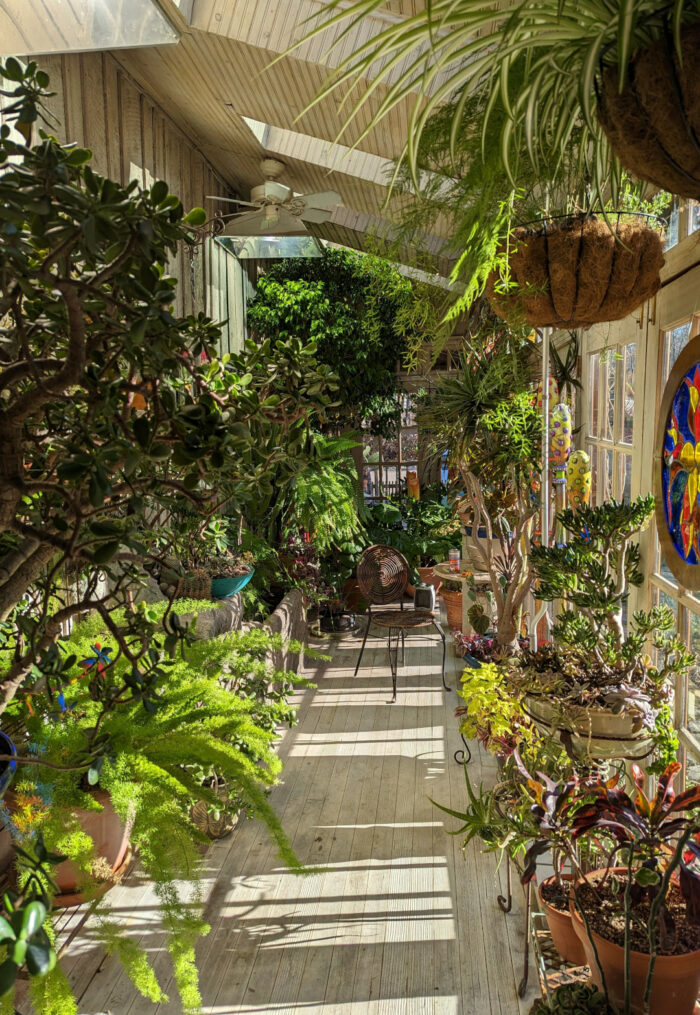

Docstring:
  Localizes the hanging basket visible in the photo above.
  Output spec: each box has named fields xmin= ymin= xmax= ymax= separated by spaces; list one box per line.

xmin=596 ymin=21 xmax=700 ymax=200
xmin=486 ymin=215 xmax=664 ymax=330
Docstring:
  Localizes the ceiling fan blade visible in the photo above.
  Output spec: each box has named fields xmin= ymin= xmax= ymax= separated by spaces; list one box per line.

xmin=299 ymin=206 xmax=334 ymax=224
xmin=300 ymin=190 xmax=341 ymax=210
xmin=205 ymin=194 xmax=258 ymax=208
xmin=221 ymin=206 xmax=308 ymax=237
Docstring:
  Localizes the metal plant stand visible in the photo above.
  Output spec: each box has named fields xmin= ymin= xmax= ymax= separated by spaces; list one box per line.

xmin=453 ymin=733 xmax=473 ymax=765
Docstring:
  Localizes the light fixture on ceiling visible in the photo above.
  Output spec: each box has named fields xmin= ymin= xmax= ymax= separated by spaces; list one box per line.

xmin=0 ymin=0 xmax=179 ymax=57
xmin=205 ymin=158 xmax=339 ymax=259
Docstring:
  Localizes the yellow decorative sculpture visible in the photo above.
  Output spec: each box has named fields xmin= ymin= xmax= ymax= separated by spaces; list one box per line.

xmin=549 ymin=402 xmax=572 ymax=478
xmin=536 ymin=375 xmax=560 ymax=411
xmin=567 ymin=450 xmax=592 ymax=509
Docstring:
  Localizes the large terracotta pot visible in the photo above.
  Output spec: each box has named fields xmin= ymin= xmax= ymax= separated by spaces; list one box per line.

xmin=486 ymin=217 xmax=664 ymax=331
xmin=523 ymin=694 xmax=654 ymax=761
xmin=596 ymin=22 xmax=700 ymax=200
xmin=440 ymin=587 xmax=463 ymax=633
xmin=539 ymin=874 xmax=586 ymax=966
xmin=53 ymin=790 xmax=131 ymax=907
xmin=570 ymin=873 xmax=700 ymax=1015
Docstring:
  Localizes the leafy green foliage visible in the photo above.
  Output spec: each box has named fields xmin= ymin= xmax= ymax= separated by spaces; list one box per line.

xmin=293 ymin=0 xmax=692 ymax=205
xmin=246 ymin=248 xmax=443 ymax=435
xmin=5 ymin=607 xmax=310 ymax=1009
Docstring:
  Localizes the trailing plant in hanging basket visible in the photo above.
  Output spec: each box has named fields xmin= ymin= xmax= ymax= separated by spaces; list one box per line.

xmin=486 ymin=215 xmax=664 ymax=331
xmin=596 ymin=20 xmax=700 ymax=200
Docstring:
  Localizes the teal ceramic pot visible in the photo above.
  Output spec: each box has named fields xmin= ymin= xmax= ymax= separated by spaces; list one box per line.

xmin=210 ymin=568 xmax=254 ymax=599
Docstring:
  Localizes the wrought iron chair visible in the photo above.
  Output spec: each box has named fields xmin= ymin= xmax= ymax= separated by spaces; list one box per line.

xmin=353 ymin=544 xmax=449 ymax=701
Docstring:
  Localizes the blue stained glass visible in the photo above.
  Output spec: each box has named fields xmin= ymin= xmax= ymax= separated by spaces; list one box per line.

xmin=662 ymin=363 xmax=700 ymax=566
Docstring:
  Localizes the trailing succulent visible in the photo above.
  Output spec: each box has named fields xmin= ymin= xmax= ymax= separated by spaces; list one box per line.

xmin=529 ymin=984 xmax=614 ymax=1015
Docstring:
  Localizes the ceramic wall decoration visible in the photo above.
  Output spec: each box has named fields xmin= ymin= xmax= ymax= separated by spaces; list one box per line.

xmin=656 ymin=335 xmax=700 ymax=588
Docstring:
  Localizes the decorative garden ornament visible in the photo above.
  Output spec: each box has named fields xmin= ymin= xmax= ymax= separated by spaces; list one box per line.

xmin=536 ymin=375 xmax=559 ymax=411
xmin=566 ymin=450 xmax=592 ymax=510
xmin=656 ymin=335 xmax=700 ymax=588
xmin=549 ymin=403 xmax=572 ymax=481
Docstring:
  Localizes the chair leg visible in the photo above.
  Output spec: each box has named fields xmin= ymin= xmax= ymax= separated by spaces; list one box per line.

xmin=354 ymin=613 xmax=371 ymax=677
xmin=387 ymin=628 xmax=398 ymax=702
xmin=433 ymin=620 xmax=450 ymax=691
xmin=401 ymin=629 xmax=405 ymax=666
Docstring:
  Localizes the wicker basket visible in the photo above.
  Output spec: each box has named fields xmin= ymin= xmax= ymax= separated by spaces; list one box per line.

xmin=172 ymin=576 xmax=211 ymax=600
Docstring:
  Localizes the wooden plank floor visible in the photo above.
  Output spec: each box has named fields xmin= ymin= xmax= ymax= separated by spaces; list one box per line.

xmin=20 ymin=621 xmax=537 ymax=1015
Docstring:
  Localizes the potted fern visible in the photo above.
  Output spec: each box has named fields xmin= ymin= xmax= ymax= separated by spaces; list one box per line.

xmin=2 ymin=607 xmax=306 ymax=1011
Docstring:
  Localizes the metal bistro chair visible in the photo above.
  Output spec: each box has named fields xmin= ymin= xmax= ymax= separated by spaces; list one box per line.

xmin=353 ymin=544 xmax=449 ymax=701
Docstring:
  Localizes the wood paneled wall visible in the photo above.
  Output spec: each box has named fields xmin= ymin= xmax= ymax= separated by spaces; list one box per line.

xmin=29 ymin=50 xmax=247 ymax=349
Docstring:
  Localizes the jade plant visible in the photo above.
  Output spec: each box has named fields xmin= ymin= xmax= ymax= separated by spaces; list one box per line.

xmin=0 ymin=60 xmax=337 ymax=1010
xmin=513 ymin=496 xmax=693 ymax=726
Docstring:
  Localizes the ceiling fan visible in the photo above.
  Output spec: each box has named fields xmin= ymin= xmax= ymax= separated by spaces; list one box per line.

xmin=206 ymin=158 xmax=341 ymax=237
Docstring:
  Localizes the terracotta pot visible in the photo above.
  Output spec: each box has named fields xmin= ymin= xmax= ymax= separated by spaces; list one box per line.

xmin=523 ymin=694 xmax=654 ymax=761
xmin=596 ymin=23 xmax=700 ymax=200
xmin=486 ymin=217 xmax=664 ymax=331
xmin=342 ymin=577 xmax=365 ymax=612
xmin=53 ymin=790 xmax=131 ymax=907
xmin=570 ymin=870 xmax=700 ymax=1015
xmin=440 ymin=587 xmax=463 ymax=633
xmin=539 ymin=874 xmax=586 ymax=966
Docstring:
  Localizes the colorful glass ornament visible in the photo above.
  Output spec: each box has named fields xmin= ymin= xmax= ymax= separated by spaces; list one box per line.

xmin=549 ymin=402 xmax=572 ymax=484
xmin=536 ymin=375 xmax=560 ymax=411
xmin=566 ymin=450 xmax=592 ymax=509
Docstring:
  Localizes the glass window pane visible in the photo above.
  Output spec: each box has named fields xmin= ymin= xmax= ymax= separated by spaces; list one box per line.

xmin=656 ymin=548 xmax=679 ymax=586
xmin=602 ymin=352 xmax=616 ymax=441
xmin=685 ymin=612 xmax=700 ymax=736
xmin=400 ymin=426 xmax=419 ymax=461
xmin=665 ymin=202 xmax=680 ymax=250
xmin=383 ymin=466 xmax=398 ymax=498
xmin=600 ymin=447 xmax=613 ymax=503
xmin=363 ymin=466 xmax=380 ymax=500
xmin=0 ymin=0 xmax=179 ymax=56
xmin=621 ymin=343 xmax=636 ymax=444
xmin=689 ymin=201 xmax=700 ymax=236
xmin=588 ymin=444 xmax=597 ymax=505
xmin=663 ymin=321 xmax=692 ymax=385
xmin=588 ymin=352 xmax=600 ymax=438
xmin=400 ymin=394 xmax=415 ymax=427
xmin=382 ymin=437 xmax=399 ymax=463
xmin=618 ymin=452 xmax=632 ymax=504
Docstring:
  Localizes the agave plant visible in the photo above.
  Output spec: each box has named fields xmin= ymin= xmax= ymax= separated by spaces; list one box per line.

xmin=293 ymin=0 xmax=695 ymax=199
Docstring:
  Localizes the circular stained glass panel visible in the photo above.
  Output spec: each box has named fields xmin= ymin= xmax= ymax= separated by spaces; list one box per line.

xmin=656 ymin=336 xmax=700 ymax=588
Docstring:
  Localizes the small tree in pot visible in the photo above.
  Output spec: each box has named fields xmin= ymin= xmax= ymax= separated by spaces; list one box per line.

xmin=511 ymin=496 xmax=692 ymax=759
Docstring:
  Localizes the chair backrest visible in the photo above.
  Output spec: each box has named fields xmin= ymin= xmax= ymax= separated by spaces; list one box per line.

xmin=356 ymin=544 xmax=410 ymax=605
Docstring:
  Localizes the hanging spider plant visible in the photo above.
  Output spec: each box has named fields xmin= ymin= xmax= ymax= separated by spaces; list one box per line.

xmin=292 ymin=0 xmax=698 ymax=201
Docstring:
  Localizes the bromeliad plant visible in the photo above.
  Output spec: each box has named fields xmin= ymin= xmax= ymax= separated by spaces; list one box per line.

xmin=520 ymin=759 xmax=700 ymax=1014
